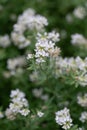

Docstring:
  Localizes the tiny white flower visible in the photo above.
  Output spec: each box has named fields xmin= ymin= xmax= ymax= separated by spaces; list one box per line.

xmin=27 ymin=54 xmax=34 ymax=59
xmin=37 ymin=111 xmax=44 ymax=117
xmin=19 ymin=109 xmax=30 ymax=116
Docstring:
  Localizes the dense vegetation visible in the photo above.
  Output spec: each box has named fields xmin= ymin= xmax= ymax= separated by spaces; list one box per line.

xmin=0 ymin=0 xmax=87 ymax=130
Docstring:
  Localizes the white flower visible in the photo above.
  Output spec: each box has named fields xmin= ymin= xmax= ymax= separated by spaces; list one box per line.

xmin=27 ymin=15 xmax=48 ymax=31
xmin=55 ymin=56 xmax=87 ymax=87
xmin=11 ymin=32 xmax=30 ymax=49
xmin=32 ymin=88 xmax=43 ymax=98
xmin=47 ymin=31 xmax=60 ymax=42
xmin=55 ymin=108 xmax=73 ymax=130
xmin=23 ymin=8 xmax=35 ymax=16
xmin=6 ymin=89 xmax=30 ymax=119
xmin=19 ymin=109 xmax=30 ymax=116
xmin=9 ymin=102 xmax=23 ymax=113
xmin=37 ymin=31 xmax=60 ymax=43
xmin=7 ymin=56 xmax=26 ymax=73
xmin=66 ymin=14 xmax=73 ymax=23
xmin=75 ymin=56 xmax=86 ymax=70
xmin=71 ymin=34 xmax=87 ymax=45
xmin=10 ymin=89 xmax=25 ymax=99
xmin=11 ymin=8 xmax=48 ymax=49
xmin=80 ymin=112 xmax=87 ymax=123
xmin=77 ymin=94 xmax=87 ymax=107
xmin=3 ymin=71 xmax=11 ymax=78
xmin=76 ymin=74 xmax=87 ymax=87
xmin=27 ymin=54 xmax=34 ymax=59
xmin=37 ymin=111 xmax=44 ymax=117
xmin=78 ymin=127 xmax=84 ymax=130
xmin=41 ymin=94 xmax=49 ymax=101
xmin=29 ymin=71 xmax=38 ymax=82
xmin=0 ymin=35 xmax=10 ymax=48
xmin=34 ymin=32 xmax=60 ymax=64
xmin=73 ymin=6 xmax=86 ymax=19
xmin=5 ymin=108 xmax=16 ymax=120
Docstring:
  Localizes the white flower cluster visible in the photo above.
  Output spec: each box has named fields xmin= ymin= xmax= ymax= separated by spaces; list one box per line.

xmin=35 ymin=32 xmax=60 ymax=63
xmin=5 ymin=89 xmax=30 ymax=120
xmin=11 ymin=32 xmax=30 ymax=49
xmin=11 ymin=8 xmax=48 ymax=49
xmin=36 ymin=31 xmax=60 ymax=44
xmin=71 ymin=33 xmax=87 ymax=46
xmin=27 ymin=31 xmax=60 ymax=63
xmin=0 ymin=111 xmax=4 ymax=118
xmin=0 ymin=35 xmax=10 ymax=48
xmin=55 ymin=108 xmax=73 ymax=130
xmin=28 ymin=56 xmax=87 ymax=87
xmin=7 ymin=56 xmax=26 ymax=75
xmin=55 ymin=56 xmax=87 ymax=87
xmin=77 ymin=93 xmax=87 ymax=107
xmin=56 ymin=56 xmax=87 ymax=71
xmin=80 ymin=112 xmax=87 ymax=123
xmin=73 ymin=6 xmax=86 ymax=19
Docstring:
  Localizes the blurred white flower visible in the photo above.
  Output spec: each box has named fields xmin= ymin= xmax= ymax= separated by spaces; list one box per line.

xmin=0 ymin=35 xmax=10 ymax=48
xmin=66 ymin=14 xmax=73 ymax=23
xmin=37 ymin=111 xmax=44 ymax=117
xmin=55 ymin=56 xmax=87 ymax=87
xmin=71 ymin=33 xmax=87 ymax=45
xmin=80 ymin=112 xmax=87 ymax=123
xmin=11 ymin=8 xmax=48 ymax=49
xmin=29 ymin=71 xmax=39 ymax=82
xmin=7 ymin=56 xmax=26 ymax=74
xmin=32 ymin=88 xmax=43 ymax=98
xmin=27 ymin=54 xmax=34 ymax=60
xmin=77 ymin=93 xmax=87 ymax=107
xmin=73 ymin=6 xmax=86 ymax=19
xmin=5 ymin=108 xmax=16 ymax=120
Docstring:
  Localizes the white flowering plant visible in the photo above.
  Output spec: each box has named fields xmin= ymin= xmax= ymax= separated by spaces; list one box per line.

xmin=0 ymin=0 xmax=87 ymax=130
